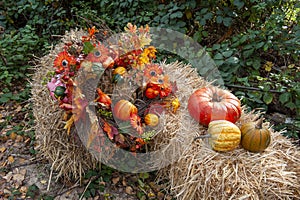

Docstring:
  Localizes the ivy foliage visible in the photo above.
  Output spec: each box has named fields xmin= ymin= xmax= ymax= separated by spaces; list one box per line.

xmin=0 ymin=0 xmax=299 ymax=135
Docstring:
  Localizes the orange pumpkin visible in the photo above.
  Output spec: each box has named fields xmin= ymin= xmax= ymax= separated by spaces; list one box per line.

xmin=145 ymin=87 xmax=159 ymax=99
xmin=144 ymin=113 xmax=159 ymax=126
xmin=113 ymin=100 xmax=138 ymax=121
xmin=241 ymin=118 xmax=271 ymax=152
xmin=188 ymin=86 xmax=241 ymax=126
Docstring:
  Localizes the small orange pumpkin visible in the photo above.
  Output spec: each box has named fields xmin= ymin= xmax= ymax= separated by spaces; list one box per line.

xmin=145 ymin=87 xmax=159 ymax=99
xmin=241 ymin=118 xmax=271 ymax=153
xmin=113 ymin=100 xmax=138 ymax=121
xmin=144 ymin=113 xmax=159 ymax=127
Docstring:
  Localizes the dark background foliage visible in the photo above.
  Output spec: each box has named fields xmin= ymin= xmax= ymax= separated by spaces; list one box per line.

xmin=0 ymin=0 xmax=299 ymax=137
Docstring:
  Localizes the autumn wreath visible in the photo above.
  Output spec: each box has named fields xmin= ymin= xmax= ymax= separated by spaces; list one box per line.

xmin=45 ymin=24 xmax=180 ymax=154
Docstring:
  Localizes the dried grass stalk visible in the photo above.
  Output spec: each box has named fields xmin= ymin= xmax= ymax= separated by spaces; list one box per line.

xmin=154 ymin=62 xmax=300 ymax=200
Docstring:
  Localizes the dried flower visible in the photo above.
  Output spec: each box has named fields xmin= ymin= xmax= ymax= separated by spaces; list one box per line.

xmin=130 ymin=113 xmax=144 ymax=135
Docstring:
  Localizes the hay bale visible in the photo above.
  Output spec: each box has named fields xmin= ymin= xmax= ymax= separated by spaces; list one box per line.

xmin=154 ymin=63 xmax=300 ymax=199
xmin=31 ymin=29 xmax=99 ymax=181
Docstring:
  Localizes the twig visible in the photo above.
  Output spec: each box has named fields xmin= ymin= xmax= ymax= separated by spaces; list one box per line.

xmin=47 ymin=168 xmax=53 ymax=191
xmin=52 ymin=180 xmax=80 ymax=197
xmin=79 ymin=179 xmax=92 ymax=200
xmin=7 ymin=157 xmax=45 ymax=170
xmin=225 ymin=84 xmax=283 ymax=93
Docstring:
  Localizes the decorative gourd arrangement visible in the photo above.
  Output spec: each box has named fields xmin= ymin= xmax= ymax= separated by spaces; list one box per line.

xmin=190 ymin=86 xmax=271 ymax=153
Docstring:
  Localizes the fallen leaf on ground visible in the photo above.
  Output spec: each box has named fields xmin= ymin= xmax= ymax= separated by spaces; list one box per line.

xmin=8 ymin=156 xmax=14 ymax=163
xmin=125 ymin=186 xmax=134 ymax=195
xmin=9 ymin=132 xmax=17 ymax=140
xmin=112 ymin=177 xmax=120 ymax=185
xmin=0 ymin=146 xmax=6 ymax=153
xmin=3 ymin=172 xmax=13 ymax=181
xmin=19 ymin=186 xmax=28 ymax=193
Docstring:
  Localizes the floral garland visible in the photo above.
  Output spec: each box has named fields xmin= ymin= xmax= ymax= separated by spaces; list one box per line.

xmin=47 ymin=23 xmax=180 ymax=152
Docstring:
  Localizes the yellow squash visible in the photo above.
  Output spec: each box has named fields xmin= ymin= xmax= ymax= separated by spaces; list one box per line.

xmin=207 ymin=120 xmax=241 ymax=152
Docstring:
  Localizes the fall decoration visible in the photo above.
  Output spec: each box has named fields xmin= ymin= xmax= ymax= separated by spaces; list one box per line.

xmin=241 ymin=118 xmax=271 ymax=152
xmin=43 ymin=23 xmax=180 ymax=154
xmin=188 ymin=86 xmax=241 ymax=126
xmin=32 ymin=26 xmax=299 ymax=199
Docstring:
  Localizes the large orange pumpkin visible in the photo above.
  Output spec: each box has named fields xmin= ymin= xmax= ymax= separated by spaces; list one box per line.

xmin=113 ymin=100 xmax=138 ymax=121
xmin=241 ymin=118 xmax=271 ymax=152
xmin=188 ymin=86 xmax=241 ymax=126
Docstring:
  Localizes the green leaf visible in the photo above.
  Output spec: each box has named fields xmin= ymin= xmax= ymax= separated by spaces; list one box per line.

xmin=214 ymin=59 xmax=224 ymax=66
xmin=204 ymin=12 xmax=213 ymax=20
xmin=237 ymin=77 xmax=249 ymax=86
xmin=83 ymin=42 xmax=95 ymax=54
xmin=170 ymin=11 xmax=183 ymax=19
xmin=216 ymin=15 xmax=223 ymax=24
xmin=200 ymin=8 xmax=208 ymax=14
xmin=223 ymin=17 xmax=232 ymax=27
xmin=214 ymin=53 xmax=223 ymax=60
xmin=239 ymin=35 xmax=248 ymax=44
xmin=138 ymin=179 xmax=145 ymax=188
xmin=252 ymin=59 xmax=261 ymax=70
xmin=256 ymin=41 xmax=265 ymax=49
xmin=139 ymin=172 xmax=150 ymax=179
xmin=263 ymin=44 xmax=269 ymax=51
xmin=222 ymin=50 xmax=233 ymax=58
xmin=242 ymin=49 xmax=254 ymax=58
xmin=226 ymin=56 xmax=239 ymax=64
xmin=263 ymin=92 xmax=273 ymax=104
xmin=212 ymin=44 xmax=221 ymax=50
xmin=285 ymin=102 xmax=296 ymax=109
xmin=279 ymin=93 xmax=291 ymax=104
xmin=233 ymin=0 xmax=245 ymax=9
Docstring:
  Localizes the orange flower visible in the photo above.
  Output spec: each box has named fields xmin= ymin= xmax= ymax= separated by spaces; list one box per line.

xmin=130 ymin=113 xmax=143 ymax=135
xmin=143 ymin=46 xmax=156 ymax=59
xmin=82 ymin=26 xmax=98 ymax=42
xmin=144 ymin=63 xmax=163 ymax=81
xmin=125 ymin=23 xmax=137 ymax=33
xmin=146 ymin=75 xmax=172 ymax=98
xmin=138 ymin=24 xmax=150 ymax=35
xmin=53 ymin=51 xmax=76 ymax=72
xmin=85 ymin=43 xmax=114 ymax=68
xmin=153 ymin=74 xmax=171 ymax=89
